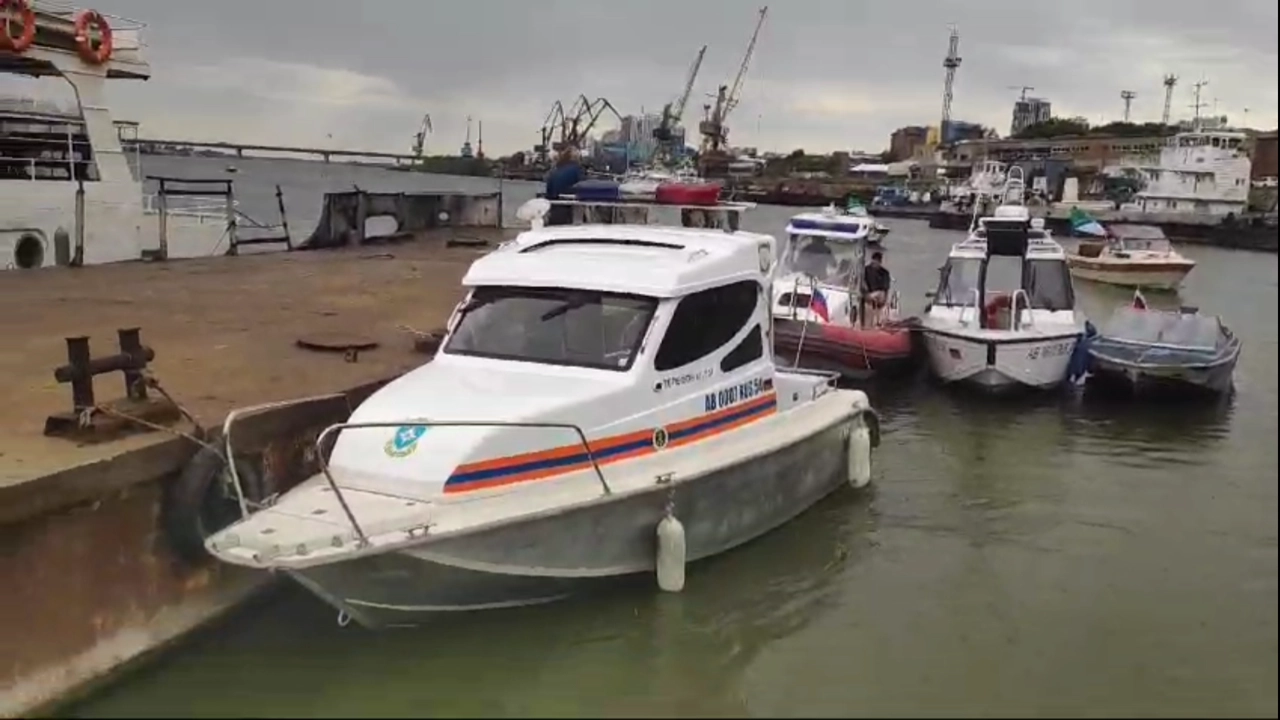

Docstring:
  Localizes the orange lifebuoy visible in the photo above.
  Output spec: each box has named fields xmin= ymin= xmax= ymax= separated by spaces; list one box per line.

xmin=0 ymin=0 xmax=37 ymax=54
xmin=73 ymin=8 xmax=112 ymax=65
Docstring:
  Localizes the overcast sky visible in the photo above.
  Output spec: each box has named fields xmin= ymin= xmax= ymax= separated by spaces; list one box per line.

xmin=8 ymin=0 xmax=1278 ymax=155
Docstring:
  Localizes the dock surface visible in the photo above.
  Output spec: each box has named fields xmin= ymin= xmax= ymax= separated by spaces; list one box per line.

xmin=0 ymin=231 xmax=513 ymax=487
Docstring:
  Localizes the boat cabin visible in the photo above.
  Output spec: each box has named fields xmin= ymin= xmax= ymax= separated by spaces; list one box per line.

xmin=306 ymin=218 xmax=839 ymax=499
xmin=931 ymin=211 xmax=1075 ymax=330
xmin=1106 ymin=224 xmax=1173 ymax=255
xmin=779 ymin=211 xmax=871 ymax=284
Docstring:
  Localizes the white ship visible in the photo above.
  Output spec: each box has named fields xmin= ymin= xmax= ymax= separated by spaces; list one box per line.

xmin=1121 ymin=128 xmax=1252 ymax=216
xmin=1 ymin=2 xmax=269 ymax=270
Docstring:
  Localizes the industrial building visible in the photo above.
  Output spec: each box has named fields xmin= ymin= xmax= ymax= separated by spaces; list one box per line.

xmin=1010 ymin=96 xmax=1052 ymax=136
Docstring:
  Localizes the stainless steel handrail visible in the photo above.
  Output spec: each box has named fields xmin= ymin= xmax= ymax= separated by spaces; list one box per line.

xmin=312 ymin=420 xmax=614 ymax=546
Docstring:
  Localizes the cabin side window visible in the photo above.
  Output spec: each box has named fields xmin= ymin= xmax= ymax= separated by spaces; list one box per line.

xmin=933 ymin=258 xmax=982 ymax=306
xmin=1022 ymin=259 xmax=1076 ymax=311
xmin=720 ymin=324 xmax=764 ymax=373
xmin=654 ymin=280 xmax=759 ymax=372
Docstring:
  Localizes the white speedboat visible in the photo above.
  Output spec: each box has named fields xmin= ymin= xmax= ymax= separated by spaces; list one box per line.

xmin=1067 ymin=224 xmax=1196 ymax=291
xmin=618 ymin=165 xmax=702 ymax=199
xmin=206 ymin=195 xmax=881 ymax=628
xmin=844 ymin=200 xmax=890 ymax=244
xmin=921 ymin=170 xmax=1086 ymax=392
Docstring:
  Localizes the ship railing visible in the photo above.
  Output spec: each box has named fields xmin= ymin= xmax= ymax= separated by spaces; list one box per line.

xmin=1011 ymin=288 xmax=1035 ymax=331
xmin=221 ymin=407 xmax=613 ymax=547
xmin=33 ymin=0 xmax=148 ymax=33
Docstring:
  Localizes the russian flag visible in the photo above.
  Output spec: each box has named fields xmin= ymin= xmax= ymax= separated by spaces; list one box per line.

xmin=810 ymin=288 xmax=830 ymax=322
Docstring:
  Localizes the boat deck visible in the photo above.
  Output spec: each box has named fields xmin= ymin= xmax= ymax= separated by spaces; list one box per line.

xmin=0 ymin=229 xmax=515 ymax=487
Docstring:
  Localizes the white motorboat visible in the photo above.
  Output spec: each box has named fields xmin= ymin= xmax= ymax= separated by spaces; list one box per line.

xmin=1067 ymin=224 xmax=1196 ymax=291
xmin=618 ymin=165 xmax=702 ymax=199
xmin=206 ymin=195 xmax=881 ymax=628
xmin=844 ymin=199 xmax=890 ymax=244
xmin=921 ymin=169 xmax=1086 ymax=392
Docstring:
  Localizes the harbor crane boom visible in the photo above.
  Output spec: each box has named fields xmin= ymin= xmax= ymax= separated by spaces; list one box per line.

xmin=411 ymin=114 xmax=433 ymax=158
xmin=653 ymin=44 xmax=708 ymax=163
xmin=699 ymin=6 xmax=768 ymax=156
xmin=562 ymin=95 xmax=622 ymax=150
xmin=534 ymin=101 xmax=566 ymax=164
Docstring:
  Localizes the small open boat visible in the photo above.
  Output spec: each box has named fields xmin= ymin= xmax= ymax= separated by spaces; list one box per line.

xmin=1086 ymin=291 xmax=1241 ymax=396
xmin=205 ymin=193 xmax=882 ymax=628
xmin=771 ymin=206 xmax=916 ymax=381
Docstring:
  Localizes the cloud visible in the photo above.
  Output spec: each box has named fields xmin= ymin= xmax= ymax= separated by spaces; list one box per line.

xmin=4 ymin=0 xmax=1276 ymax=155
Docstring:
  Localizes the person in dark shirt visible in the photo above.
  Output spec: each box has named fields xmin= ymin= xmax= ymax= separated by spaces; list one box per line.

xmin=544 ymin=149 xmax=583 ymax=226
xmin=863 ymin=251 xmax=892 ymax=325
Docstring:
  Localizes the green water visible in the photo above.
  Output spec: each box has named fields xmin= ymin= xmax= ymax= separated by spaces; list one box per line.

xmin=70 ymin=157 xmax=1279 ymax=718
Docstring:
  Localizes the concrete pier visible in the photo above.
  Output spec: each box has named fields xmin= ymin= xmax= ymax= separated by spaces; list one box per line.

xmin=0 ymin=229 xmax=515 ymax=716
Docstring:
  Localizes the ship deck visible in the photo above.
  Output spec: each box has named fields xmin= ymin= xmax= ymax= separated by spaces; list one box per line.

xmin=0 ymin=229 xmax=514 ymax=489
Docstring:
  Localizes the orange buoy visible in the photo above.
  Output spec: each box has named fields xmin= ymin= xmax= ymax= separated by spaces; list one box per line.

xmin=73 ymin=8 xmax=112 ymax=65
xmin=0 ymin=0 xmax=37 ymax=54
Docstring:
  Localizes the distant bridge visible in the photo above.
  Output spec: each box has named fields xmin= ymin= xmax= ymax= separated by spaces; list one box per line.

xmin=121 ymin=138 xmax=419 ymax=163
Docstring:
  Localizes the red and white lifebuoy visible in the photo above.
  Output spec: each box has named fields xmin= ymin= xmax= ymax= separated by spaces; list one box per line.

xmin=73 ymin=8 xmax=112 ymax=65
xmin=0 ymin=0 xmax=37 ymax=54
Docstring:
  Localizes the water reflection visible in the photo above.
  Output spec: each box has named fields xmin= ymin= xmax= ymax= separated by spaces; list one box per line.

xmin=75 ymin=491 xmax=873 ymax=719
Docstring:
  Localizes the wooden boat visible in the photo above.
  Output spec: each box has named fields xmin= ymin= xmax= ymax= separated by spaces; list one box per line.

xmin=1067 ymin=224 xmax=1196 ymax=291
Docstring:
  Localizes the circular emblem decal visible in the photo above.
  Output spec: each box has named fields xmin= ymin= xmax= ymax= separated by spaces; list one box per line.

xmin=652 ymin=427 xmax=669 ymax=450
xmin=385 ymin=425 xmax=429 ymax=458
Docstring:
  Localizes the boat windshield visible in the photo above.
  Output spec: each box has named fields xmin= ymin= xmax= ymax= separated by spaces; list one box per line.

xmin=933 ymin=257 xmax=982 ymax=306
xmin=444 ymin=286 xmax=658 ymax=371
xmin=1104 ymin=308 xmax=1222 ymax=350
xmin=932 ymin=256 xmax=1074 ymax=310
xmin=778 ymin=234 xmax=862 ymax=285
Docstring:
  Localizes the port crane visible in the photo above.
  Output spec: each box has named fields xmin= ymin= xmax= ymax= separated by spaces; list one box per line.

xmin=653 ymin=45 xmax=707 ymax=165
xmin=534 ymin=101 xmax=566 ymax=165
xmin=411 ymin=114 xmax=433 ymax=159
xmin=1008 ymin=85 xmax=1035 ymax=101
xmin=561 ymin=94 xmax=622 ymax=150
xmin=699 ymin=6 xmax=768 ymax=171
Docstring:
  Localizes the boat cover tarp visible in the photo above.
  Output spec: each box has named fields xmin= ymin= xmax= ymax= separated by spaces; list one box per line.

xmin=1092 ymin=307 xmax=1226 ymax=366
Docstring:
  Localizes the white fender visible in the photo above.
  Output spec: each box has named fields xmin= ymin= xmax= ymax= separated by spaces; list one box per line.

xmin=847 ymin=390 xmax=874 ymax=489
xmin=848 ymin=418 xmax=872 ymax=489
xmin=656 ymin=514 xmax=687 ymax=592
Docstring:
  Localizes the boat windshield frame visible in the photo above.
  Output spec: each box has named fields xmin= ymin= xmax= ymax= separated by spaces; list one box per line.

xmin=777 ymin=232 xmax=866 ymax=289
xmin=932 ymin=254 xmax=1075 ymax=312
xmin=442 ymin=285 xmax=659 ymax=372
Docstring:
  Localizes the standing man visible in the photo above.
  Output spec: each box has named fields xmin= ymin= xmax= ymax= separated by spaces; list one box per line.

xmin=863 ymin=251 xmax=893 ymax=325
xmin=544 ymin=148 xmax=583 ymax=226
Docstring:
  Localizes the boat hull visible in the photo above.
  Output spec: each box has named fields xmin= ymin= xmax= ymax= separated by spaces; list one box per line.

xmin=772 ymin=318 xmax=917 ymax=380
xmin=1087 ymin=354 xmax=1237 ymax=396
xmin=1066 ymin=256 xmax=1195 ymax=290
xmin=921 ymin=326 xmax=1081 ymax=392
xmin=286 ymin=418 xmax=853 ymax=628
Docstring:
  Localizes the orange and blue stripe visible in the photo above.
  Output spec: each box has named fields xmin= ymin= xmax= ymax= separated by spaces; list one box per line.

xmin=442 ymin=392 xmax=778 ymax=494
